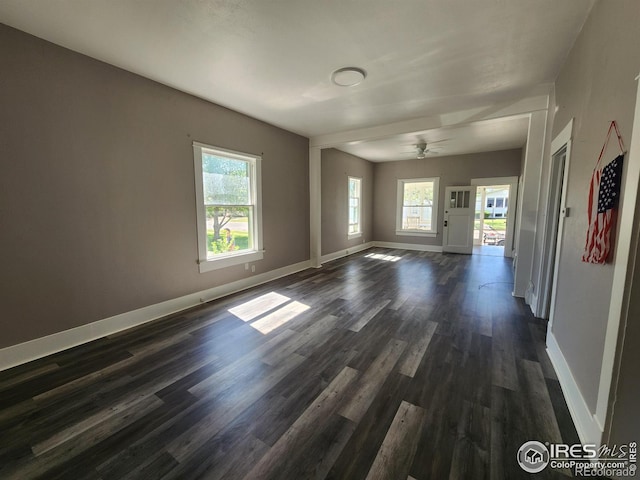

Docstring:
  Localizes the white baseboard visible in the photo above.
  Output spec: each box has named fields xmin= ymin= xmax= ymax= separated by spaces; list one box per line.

xmin=546 ymin=332 xmax=603 ymax=446
xmin=372 ymin=241 xmax=443 ymax=253
xmin=320 ymin=241 xmax=442 ymax=264
xmin=0 ymin=259 xmax=312 ymax=372
xmin=320 ymin=242 xmax=374 ymax=264
xmin=527 ymin=292 xmax=538 ymax=316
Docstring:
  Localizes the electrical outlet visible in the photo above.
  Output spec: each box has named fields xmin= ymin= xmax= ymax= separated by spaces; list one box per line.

xmin=251 ymin=265 xmax=255 ymax=273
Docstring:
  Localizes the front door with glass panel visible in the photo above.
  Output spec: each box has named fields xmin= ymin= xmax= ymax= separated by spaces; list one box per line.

xmin=443 ymin=186 xmax=476 ymax=254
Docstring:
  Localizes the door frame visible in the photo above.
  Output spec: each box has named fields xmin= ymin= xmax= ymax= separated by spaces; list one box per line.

xmin=543 ymin=119 xmax=573 ymax=329
xmin=471 ymin=176 xmax=519 ymax=257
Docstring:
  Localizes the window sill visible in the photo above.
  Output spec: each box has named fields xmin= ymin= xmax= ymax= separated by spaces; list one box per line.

xmin=198 ymin=250 xmax=264 ymax=273
xmin=348 ymin=233 xmax=362 ymax=239
xmin=395 ymin=230 xmax=437 ymax=238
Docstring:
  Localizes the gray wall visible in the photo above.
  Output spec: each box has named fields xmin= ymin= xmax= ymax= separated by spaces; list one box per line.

xmin=608 ymin=201 xmax=640 ymax=446
xmin=321 ymin=148 xmax=374 ymax=255
xmin=373 ymin=150 xmax=522 ymax=245
xmin=550 ymin=0 xmax=640 ymax=411
xmin=0 ymin=24 xmax=309 ymax=349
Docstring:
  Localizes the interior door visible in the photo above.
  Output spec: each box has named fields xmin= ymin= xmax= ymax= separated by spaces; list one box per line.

xmin=443 ymin=186 xmax=476 ymax=254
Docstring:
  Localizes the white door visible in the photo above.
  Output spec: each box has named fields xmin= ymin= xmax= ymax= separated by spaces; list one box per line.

xmin=443 ymin=186 xmax=476 ymax=254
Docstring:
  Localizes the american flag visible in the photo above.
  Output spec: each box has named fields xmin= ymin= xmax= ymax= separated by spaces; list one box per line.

xmin=582 ymin=154 xmax=624 ymax=264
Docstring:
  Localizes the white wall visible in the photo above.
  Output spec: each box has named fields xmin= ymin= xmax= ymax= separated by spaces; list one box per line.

xmin=529 ymin=87 xmax=557 ymax=316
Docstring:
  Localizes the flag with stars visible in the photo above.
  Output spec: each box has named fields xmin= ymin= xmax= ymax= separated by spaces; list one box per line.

xmin=583 ymin=154 xmax=624 ymax=264
xmin=597 ymin=155 xmax=623 ymax=213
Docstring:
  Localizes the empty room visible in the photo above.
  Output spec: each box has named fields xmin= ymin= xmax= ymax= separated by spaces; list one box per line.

xmin=1 ymin=1 xmax=639 ymax=479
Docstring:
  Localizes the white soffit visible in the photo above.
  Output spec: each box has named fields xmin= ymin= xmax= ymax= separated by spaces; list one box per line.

xmin=337 ymin=116 xmax=531 ymax=162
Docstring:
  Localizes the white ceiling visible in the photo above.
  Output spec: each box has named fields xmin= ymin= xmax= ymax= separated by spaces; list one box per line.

xmin=0 ymin=0 xmax=594 ymax=161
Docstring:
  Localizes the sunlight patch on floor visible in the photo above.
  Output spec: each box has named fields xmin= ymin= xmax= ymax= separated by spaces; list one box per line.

xmin=365 ymin=253 xmax=401 ymax=262
xmin=228 ymin=291 xmax=310 ymax=334
xmin=228 ymin=291 xmax=290 ymax=322
xmin=250 ymin=301 xmax=310 ymax=334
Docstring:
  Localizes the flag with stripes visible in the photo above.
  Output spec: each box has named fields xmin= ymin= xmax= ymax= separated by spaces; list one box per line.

xmin=582 ymin=154 xmax=624 ymax=264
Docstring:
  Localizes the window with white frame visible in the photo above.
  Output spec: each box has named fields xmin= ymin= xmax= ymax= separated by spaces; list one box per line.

xmin=193 ymin=142 xmax=263 ymax=272
xmin=396 ymin=178 xmax=439 ymax=236
xmin=348 ymin=176 xmax=362 ymax=236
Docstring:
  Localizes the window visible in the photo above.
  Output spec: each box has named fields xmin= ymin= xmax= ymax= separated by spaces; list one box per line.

xmin=486 ymin=197 xmax=495 ymax=208
xmin=496 ymin=197 xmax=504 ymax=208
xmin=193 ymin=142 xmax=263 ymax=272
xmin=348 ymin=177 xmax=362 ymax=236
xmin=396 ymin=178 xmax=439 ymax=236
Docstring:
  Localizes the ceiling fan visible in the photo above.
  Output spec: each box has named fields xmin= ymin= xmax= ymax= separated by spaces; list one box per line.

xmin=415 ymin=142 xmax=438 ymax=159
xmin=401 ymin=137 xmax=448 ymax=159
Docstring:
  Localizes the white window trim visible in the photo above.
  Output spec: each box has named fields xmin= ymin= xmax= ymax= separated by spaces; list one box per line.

xmin=348 ymin=176 xmax=362 ymax=238
xmin=395 ymin=177 xmax=439 ymax=237
xmin=193 ymin=141 xmax=263 ymax=273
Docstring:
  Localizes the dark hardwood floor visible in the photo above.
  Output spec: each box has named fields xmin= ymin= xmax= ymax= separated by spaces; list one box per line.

xmin=0 ymin=248 xmax=582 ymax=479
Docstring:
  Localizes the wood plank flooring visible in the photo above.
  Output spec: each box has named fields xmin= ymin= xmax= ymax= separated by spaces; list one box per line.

xmin=0 ymin=248 xmax=582 ymax=479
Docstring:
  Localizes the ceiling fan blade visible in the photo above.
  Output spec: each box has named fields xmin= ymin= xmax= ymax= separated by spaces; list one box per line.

xmin=427 ymin=137 xmax=451 ymax=144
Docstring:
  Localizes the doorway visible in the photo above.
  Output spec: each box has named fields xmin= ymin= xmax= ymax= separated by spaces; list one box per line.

xmin=470 ymin=176 xmax=519 ymax=257
xmin=540 ymin=119 xmax=572 ymax=324
xmin=474 ymin=185 xmax=510 ymax=256
xmin=539 ymin=147 xmax=567 ymax=318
